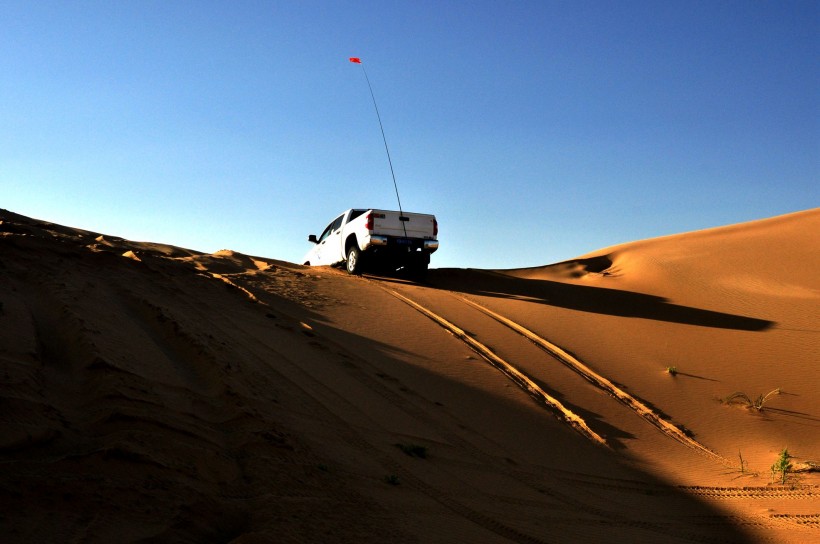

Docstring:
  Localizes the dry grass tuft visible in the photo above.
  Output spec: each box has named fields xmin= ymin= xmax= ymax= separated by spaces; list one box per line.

xmin=721 ymin=388 xmax=780 ymax=411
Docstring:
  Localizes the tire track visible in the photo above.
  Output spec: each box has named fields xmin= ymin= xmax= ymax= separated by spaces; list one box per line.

xmin=248 ymin=280 xmax=729 ymax=542
xmin=769 ymin=514 xmax=820 ymax=527
xmin=222 ymin=272 xmax=752 ymax=543
xmin=452 ymin=294 xmax=731 ymax=466
xmin=385 ymin=289 xmax=608 ymax=447
xmin=679 ymin=485 xmax=820 ymax=499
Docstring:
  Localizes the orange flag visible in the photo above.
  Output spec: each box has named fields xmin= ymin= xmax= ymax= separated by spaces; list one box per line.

xmin=349 ymin=57 xmax=361 ymax=63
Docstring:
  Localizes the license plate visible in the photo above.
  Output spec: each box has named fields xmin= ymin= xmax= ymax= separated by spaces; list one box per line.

xmin=396 ymin=238 xmax=412 ymax=245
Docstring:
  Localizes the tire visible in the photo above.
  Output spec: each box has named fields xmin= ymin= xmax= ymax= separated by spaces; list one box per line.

xmin=346 ymin=245 xmax=363 ymax=275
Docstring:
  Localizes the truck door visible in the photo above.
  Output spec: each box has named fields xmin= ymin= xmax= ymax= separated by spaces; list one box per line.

xmin=316 ymin=213 xmax=346 ymax=265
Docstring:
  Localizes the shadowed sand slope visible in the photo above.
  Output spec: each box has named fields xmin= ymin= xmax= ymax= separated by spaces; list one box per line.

xmin=1 ymin=208 xmax=818 ymax=543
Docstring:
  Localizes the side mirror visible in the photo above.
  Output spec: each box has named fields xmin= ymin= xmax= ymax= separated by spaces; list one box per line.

xmin=308 ymin=234 xmax=318 ymax=244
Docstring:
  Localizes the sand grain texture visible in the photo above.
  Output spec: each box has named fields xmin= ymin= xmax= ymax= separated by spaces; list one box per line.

xmin=1 ymin=208 xmax=818 ymax=543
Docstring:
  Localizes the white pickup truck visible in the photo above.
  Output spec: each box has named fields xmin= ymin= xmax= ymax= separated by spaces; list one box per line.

xmin=303 ymin=209 xmax=439 ymax=277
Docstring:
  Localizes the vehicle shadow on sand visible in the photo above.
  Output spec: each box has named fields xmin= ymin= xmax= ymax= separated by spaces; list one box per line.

xmin=426 ymin=268 xmax=775 ymax=332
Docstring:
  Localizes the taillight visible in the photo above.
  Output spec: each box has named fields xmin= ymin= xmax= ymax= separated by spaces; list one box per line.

xmin=433 ymin=218 xmax=438 ymax=237
xmin=365 ymin=213 xmax=373 ymax=231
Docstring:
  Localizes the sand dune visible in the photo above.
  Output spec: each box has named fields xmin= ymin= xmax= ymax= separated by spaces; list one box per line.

xmin=1 ymin=207 xmax=818 ymax=543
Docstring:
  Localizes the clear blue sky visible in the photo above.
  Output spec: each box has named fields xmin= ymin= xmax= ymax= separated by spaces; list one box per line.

xmin=2 ymin=1 xmax=817 ymax=269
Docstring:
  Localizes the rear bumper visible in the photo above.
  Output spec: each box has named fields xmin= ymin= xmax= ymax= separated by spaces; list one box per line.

xmin=366 ymin=235 xmax=389 ymax=248
xmin=364 ymin=235 xmax=438 ymax=253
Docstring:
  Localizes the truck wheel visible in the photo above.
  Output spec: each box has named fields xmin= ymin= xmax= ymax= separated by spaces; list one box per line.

xmin=346 ymin=246 xmax=362 ymax=275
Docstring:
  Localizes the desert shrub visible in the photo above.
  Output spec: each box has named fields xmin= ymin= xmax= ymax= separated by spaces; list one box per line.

xmin=771 ymin=448 xmax=793 ymax=485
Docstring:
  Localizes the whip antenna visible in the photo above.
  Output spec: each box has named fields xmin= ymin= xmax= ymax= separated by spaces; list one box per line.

xmin=349 ymin=57 xmax=405 ymax=222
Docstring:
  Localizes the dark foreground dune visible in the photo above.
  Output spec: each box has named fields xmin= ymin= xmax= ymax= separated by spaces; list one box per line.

xmin=1 ymin=208 xmax=818 ymax=543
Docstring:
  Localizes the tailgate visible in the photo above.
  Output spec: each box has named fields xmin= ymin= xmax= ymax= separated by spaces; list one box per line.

xmin=371 ymin=210 xmax=436 ymax=239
